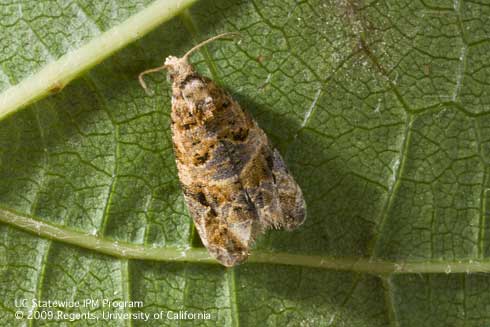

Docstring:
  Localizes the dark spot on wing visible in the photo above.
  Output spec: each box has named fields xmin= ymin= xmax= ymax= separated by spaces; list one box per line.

xmin=194 ymin=151 xmax=210 ymax=165
xmin=232 ymin=128 xmax=249 ymax=142
xmin=209 ymin=141 xmax=251 ymax=180
xmin=196 ymin=192 xmax=209 ymax=206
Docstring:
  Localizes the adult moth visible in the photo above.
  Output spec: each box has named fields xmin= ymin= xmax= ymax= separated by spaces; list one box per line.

xmin=139 ymin=33 xmax=306 ymax=267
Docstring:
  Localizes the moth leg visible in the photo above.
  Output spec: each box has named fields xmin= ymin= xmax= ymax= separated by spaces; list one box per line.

xmin=270 ymin=149 xmax=306 ymax=230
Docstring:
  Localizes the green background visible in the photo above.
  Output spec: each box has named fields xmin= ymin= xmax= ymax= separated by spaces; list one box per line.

xmin=1 ymin=0 xmax=490 ymax=325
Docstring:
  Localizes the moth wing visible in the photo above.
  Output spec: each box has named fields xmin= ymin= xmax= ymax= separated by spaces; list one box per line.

xmin=181 ymin=186 xmax=256 ymax=267
xmin=239 ymin=125 xmax=306 ymax=231
xmin=269 ymin=148 xmax=306 ymax=230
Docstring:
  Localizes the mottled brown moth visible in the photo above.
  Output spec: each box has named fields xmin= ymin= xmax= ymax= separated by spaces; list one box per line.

xmin=139 ymin=33 xmax=306 ymax=267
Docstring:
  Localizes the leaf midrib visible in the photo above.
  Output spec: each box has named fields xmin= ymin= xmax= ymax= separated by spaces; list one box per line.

xmin=0 ymin=0 xmax=198 ymax=121
xmin=1 ymin=206 xmax=488 ymax=274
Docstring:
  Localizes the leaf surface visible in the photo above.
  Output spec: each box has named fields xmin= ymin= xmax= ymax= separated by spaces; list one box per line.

xmin=1 ymin=0 xmax=490 ymax=326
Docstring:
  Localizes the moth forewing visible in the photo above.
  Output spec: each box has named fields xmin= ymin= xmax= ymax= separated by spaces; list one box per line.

xmin=139 ymin=33 xmax=306 ymax=267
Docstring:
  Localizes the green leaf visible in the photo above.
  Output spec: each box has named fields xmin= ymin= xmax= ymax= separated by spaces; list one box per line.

xmin=1 ymin=0 xmax=489 ymax=326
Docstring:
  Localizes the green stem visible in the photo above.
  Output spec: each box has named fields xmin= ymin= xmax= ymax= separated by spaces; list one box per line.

xmin=1 ymin=207 xmax=488 ymax=274
xmin=0 ymin=0 xmax=197 ymax=120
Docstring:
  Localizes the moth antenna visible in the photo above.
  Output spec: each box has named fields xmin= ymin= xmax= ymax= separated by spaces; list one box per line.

xmin=138 ymin=32 xmax=239 ymax=95
xmin=183 ymin=32 xmax=240 ymax=61
xmin=138 ymin=65 xmax=167 ymax=95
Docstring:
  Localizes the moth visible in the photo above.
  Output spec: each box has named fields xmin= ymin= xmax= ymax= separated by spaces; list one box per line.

xmin=139 ymin=33 xmax=306 ymax=267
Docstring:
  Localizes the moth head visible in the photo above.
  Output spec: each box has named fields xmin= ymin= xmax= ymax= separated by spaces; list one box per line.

xmin=137 ymin=56 xmax=194 ymax=95
xmin=163 ymin=56 xmax=194 ymax=82
xmin=138 ymin=32 xmax=239 ymax=95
